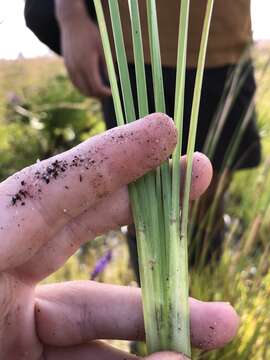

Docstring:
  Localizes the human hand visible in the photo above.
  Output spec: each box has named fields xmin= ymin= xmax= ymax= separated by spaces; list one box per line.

xmin=0 ymin=113 xmax=238 ymax=359
xmin=60 ymin=14 xmax=111 ymax=98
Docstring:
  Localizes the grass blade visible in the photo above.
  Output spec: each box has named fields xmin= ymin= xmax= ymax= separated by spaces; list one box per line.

xmin=170 ymin=0 xmax=191 ymax=355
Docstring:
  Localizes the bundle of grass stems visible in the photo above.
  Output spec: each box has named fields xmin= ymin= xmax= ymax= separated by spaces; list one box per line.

xmin=93 ymin=0 xmax=214 ymax=357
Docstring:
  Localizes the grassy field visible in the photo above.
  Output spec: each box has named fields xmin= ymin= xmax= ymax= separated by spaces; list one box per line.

xmin=0 ymin=42 xmax=270 ymax=358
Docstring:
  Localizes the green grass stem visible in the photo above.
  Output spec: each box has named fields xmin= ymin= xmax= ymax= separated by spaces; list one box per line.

xmin=169 ymin=0 xmax=191 ymax=355
xmin=94 ymin=0 xmax=214 ymax=356
xmin=181 ymin=0 xmax=215 ymax=242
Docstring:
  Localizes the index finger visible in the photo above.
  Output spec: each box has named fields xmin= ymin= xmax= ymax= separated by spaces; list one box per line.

xmin=0 ymin=113 xmax=177 ymax=271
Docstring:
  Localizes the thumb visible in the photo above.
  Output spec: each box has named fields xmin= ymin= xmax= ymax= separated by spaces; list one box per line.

xmin=145 ymin=352 xmax=189 ymax=360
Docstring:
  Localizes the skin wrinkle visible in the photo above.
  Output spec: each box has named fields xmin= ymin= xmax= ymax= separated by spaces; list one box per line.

xmin=0 ymin=274 xmax=42 ymax=359
xmin=0 ymin=274 xmax=16 ymax=349
xmin=80 ymin=305 xmax=92 ymax=342
xmin=80 ymin=296 xmax=103 ymax=342
xmin=75 ymin=292 xmax=97 ymax=343
xmin=64 ymin=220 xmax=90 ymax=249
xmin=81 ymin=305 xmax=98 ymax=343
xmin=0 ymin=184 xmax=63 ymax=273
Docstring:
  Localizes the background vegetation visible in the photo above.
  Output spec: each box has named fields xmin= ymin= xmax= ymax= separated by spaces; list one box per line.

xmin=0 ymin=43 xmax=269 ymax=358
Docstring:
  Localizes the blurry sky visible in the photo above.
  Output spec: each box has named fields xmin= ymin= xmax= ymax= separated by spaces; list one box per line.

xmin=0 ymin=0 xmax=269 ymax=59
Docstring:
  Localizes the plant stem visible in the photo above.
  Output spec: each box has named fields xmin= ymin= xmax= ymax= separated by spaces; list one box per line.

xmin=107 ymin=1 xmax=168 ymax=351
xmin=146 ymin=0 xmax=174 ymax=351
xmin=92 ymin=0 xmax=124 ymax=126
xmin=94 ymin=0 xmax=215 ymax=356
xmin=182 ymin=0 xmax=215 ymax=236
xmin=180 ymin=0 xmax=215 ymax=334
xmin=170 ymin=0 xmax=191 ymax=355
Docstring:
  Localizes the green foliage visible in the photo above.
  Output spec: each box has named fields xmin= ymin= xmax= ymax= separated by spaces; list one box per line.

xmin=0 ymin=122 xmax=43 ymax=179
xmin=0 ymin=59 xmax=105 ymax=181
xmin=190 ymin=233 xmax=270 ymax=360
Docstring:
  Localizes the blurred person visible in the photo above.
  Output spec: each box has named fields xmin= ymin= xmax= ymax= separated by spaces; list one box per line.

xmin=24 ymin=0 xmax=261 ymax=269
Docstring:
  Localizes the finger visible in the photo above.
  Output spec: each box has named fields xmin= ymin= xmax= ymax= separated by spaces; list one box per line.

xmin=68 ymin=63 xmax=109 ymax=98
xmin=35 ymin=281 xmax=239 ymax=351
xmin=19 ymin=153 xmax=212 ymax=281
xmin=0 ymin=113 xmax=177 ymax=271
xmin=44 ymin=341 xmax=137 ymax=360
xmin=180 ymin=152 xmax=213 ymax=201
xmin=67 ymin=65 xmax=93 ymax=97
xmin=87 ymin=53 xmax=111 ymax=98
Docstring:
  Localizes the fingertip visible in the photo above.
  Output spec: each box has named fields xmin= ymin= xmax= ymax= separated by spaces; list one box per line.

xmin=190 ymin=298 xmax=239 ymax=350
xmin=141 ymin=112 xmax=178 ymax=153
xmin=213 ymin=301 xmax=240 ymax=345
xmin=189 ymin=152 xmax=213 ymax=200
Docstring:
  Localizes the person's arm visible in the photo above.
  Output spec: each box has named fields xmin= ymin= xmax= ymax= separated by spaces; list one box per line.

xmin=55 ymin=0 xmax=111 ymax=98
xmin=55 ymin=0 xmax=87 ymax=24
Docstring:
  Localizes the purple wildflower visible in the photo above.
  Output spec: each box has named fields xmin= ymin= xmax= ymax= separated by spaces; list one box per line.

xmin=7 ymin=92 xmax=22 ymax=106
xmin=90 ymin=250 xmax=112 ymax=280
